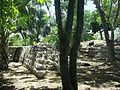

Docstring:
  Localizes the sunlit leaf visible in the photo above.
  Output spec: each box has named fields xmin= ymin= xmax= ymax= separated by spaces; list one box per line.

xmin=37 ymin=0 xmax=45 ymax=4
xmin=12 ymin=6 xmax=19 ymax=14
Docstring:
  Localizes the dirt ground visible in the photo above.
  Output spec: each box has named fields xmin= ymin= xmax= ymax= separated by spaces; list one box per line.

xmin=0 ymin=60 xmax=120 ymax=90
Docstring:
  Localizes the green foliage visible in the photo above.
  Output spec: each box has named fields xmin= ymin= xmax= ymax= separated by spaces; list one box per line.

xmin=37 ymin=0 xmax=51 ymax=4
xmin=17 ymin=14 xmax=28 ymax=28
xmin=0 ymin=0 xmax=18 ymax=34
xmin=37 ymin=0 xmax=44 ymax=4
xmin=94 ymin=0 xmax=120 ymax=29
xmin=22 ymin=37 xmax=32 ymax=46
xmin=81 ymin=10 xmax=97 ymax=41
xmin=6 ymin=0 xmax=52 ymax=46
xmin=9 ymin=33 xmax=33 ymax=46
xmin=82 ymin=32 xmax=95 ymax=41
xmin=9 ymin=34 xmax=23 ymax=46
xmin=42 ymin=27 xmax=59 ymax=47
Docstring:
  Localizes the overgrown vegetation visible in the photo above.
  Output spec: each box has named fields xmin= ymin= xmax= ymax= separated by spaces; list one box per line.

xmin=0 ymin=0 xmax=120 ymax=90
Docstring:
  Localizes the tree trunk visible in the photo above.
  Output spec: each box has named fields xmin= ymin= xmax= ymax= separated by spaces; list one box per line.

xmin=55 ymin=0 xmax=84 ymax=89
xmin=94 ymin=0 xmax=115 ymax=61
xmin=0 ymin=37 xmax=8 ymax=70
xmin=106 ymin=40 xmax=116 ymax=61
xmin=54 ymin=0 xmax=75 ymax=89
xmin=0 ymin=6 xmax=8 ymax=70
xmin=69 ymin=0 xmax=84 ymax=90
xmin=70 ymin=49 xmax=78 ymax=90
xmin=100 ymin=30 xmax=103 ymax=40
xmin=0 ymin=49 xmax=8 ymax=70
xmin=60 ymin=43 xmax=73 ymax=90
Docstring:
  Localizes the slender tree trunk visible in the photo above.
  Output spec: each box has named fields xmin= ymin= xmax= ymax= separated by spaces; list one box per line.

xmin=69 ymin=0 xmax=84 ymax=90
xmin=0 ymin=31 xmax=8 ymax=70
xmin=0 ymin=46 xmax=8 ymax=70
xmin=100 ymin=30 xmax=103 ymax=40
xmin=106 ymin=40 xmax=115 ymax=61
xmin=94 ymin=0 xmax=115 ymax=61
xmin=70 ymin=50 xmax=78 ymax=90
xmin=103 ymin=22 xmax=115 ymax=62
xmin=55 ymin=0 xmax=84 ymax=89
xmin=54 ymin=0 xmax=73 ymax=89
xmin=0 ymin=0 xmax=8 ymax=70
xmin=60 ymin=43 xmax=73 ymax=90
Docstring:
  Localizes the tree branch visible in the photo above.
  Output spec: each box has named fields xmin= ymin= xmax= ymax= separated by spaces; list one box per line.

xmin=113 ymin=0 xmax=120 ymax=26
xmin=65 ymin=0 xmax=76 ymax=32
xmin=72 ymin=0 xmax=84 ymax=51
xmin=54 ymin=0 xmax=63 ymax=41
xmin=108 ymin=1 xmax=113 ymax=19
xmin=93 ymin=0 xmax=110 ymax=41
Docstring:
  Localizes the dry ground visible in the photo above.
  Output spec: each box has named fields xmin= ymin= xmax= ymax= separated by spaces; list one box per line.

xmin=0 ymin=60 xmax=120 ymax=90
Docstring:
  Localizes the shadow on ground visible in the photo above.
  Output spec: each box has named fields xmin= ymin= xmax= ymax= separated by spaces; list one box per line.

xmin=77 ymin=59 xmax=120 ymax=88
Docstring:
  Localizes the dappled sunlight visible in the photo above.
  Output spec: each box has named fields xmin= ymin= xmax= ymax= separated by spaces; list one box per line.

xmin=0 ymin=0 xmax=120 ymax=90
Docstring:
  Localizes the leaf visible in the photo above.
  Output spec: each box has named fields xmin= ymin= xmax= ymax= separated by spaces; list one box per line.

xmin=37 ymin=0 xmax=45 ymax=4
xmin=12 ymin=6 xmax=19 ymax=14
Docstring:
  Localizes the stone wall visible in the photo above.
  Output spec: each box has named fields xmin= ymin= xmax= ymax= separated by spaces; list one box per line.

xmin=80 ymin=41 xmax=120 ymax=61
xmin=7 ymin=41 xmax=120 ymax=78
xmin=8 ymin=43 xmax=59 ymax=79
xmin=8 ymin=46 xmax=23 ymax=62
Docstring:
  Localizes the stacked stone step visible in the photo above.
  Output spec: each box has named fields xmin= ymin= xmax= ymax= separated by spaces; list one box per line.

xmin=77 ymin=55 xmax=93 ymax=82
xmin=77 ymin=45 xmax=105 ymax=83
xmin=77 ymin=42 xmax=120 ymax=83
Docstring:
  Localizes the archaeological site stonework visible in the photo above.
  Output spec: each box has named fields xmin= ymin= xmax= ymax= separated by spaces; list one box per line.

xmin=7 ymin=41 xmax=120 ymax=78
xmin=7 ymin=43 xmax=59 ymax=79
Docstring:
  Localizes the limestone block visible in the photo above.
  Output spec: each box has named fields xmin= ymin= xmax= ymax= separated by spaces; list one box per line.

xmin=35 ymin=63 xmax=46 ymax=70
xmin=46 ymin=61 xmax=58 ymax=70
xmin=45 ymin=59 xmax=54 ymax=65
xmin=46 ymin=65 xmax=56 ymax=70
xmin=36 ymin=52 xmax=43 ymax=57
xmin=36 ymin=58 xmax=44 ymax=64
xmin=32 ymin=69 xmax=46 ymax=79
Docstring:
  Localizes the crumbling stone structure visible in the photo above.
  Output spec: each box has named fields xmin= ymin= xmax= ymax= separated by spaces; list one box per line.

xmin=8 ymin=43 xmax=59 ymax=78
xmin=7 ymin=41 xmax=120 ymax=78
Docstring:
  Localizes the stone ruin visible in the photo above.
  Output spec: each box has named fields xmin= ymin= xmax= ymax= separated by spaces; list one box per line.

xmin=80 ymin=40 xmax=120 ymax=61
xmin=7 ymin=43 xmax=59 ymax=79
xmin=7 ymin=40 xmax=120 ymax=79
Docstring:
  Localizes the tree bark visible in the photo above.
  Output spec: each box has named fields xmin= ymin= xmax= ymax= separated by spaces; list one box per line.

xmin=55 ymin=0 xmax=84 ymax=89
xmin=0 ymin=31 xmax=8 ymax=70
xmin=94 ymin=0 xmax=116 ymax=61
xmin=100 ymin=30 xmax=103 ymax=40
xmin=54 ymin=0 xmax=73 ymax=89
xmin=69 ymin=0 xmax=84 ymax=90
xmin=0 ymin=0 xmax=8 ymax=70
xmin=0 ymin=27 xmax=8 ymax=70
xmin=106 ymin=40 xmax=115 ymax=61
xmin=70 ymin=50 xmax=78 ymax=90
xmin=60 ymin=43 xmax=73 ymax=90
